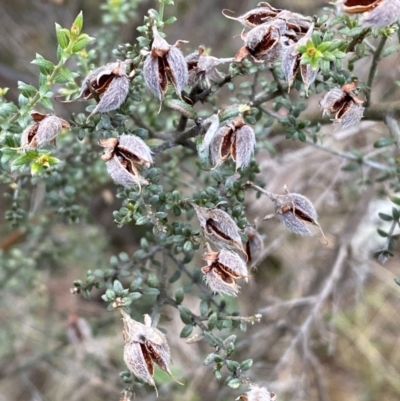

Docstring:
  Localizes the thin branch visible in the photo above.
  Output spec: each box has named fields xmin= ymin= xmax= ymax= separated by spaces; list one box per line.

xmin=366 ymin=36 xmax=387 ymax=107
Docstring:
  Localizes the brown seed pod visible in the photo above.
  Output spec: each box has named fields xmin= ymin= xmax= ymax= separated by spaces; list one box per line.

xmin=222 ymin=3 xmax=281 ymax=28
xmin=21 ymin=111 xmax=69 ymax=148
xmin=193 ymin=204 xmax=246 ymax=254
xmin=121 ymin=311 xmax=176 ymax=393
xmin=234 ymin=20 xmax=287 ymax=63
xmin=237 ymin=385 xmax=277 ymax=401
xmin=100 ymin=134 xmax=153 ymax=190
xmin=61 ymin=60 xmax=131 ymax=117
xmin=320 ymin=82 xmax=364 ymax=129
xmin=261 ymin=185 xmax=327 ymax=243
xmin=244 ymin=226 xmax=264 ymax=267
xmin=209 ymin=115 xmax=255 ymax=170
xmin=342 ymin=0 xmax=384 ymax=14
xmin=143 ymin=26 xmax=188 ymax=101
xmin=186 ymin=46 xmax=233 ymax=87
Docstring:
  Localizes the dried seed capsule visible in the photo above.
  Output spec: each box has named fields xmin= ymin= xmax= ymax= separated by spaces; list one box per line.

xmin=222 ymin=4 xmax=281 ymax=28
xmin=361 ymin=0 xmax=400 ymax=28
xmin=202 ymin=266 xmax=240 ymax=297
xmin=261 ymin=186 xmax=327 ymax=242
xmin=244 ymin=226 xmax=264 ymax=267
xmin=143 ymin=26 xmax=188 ymax=100
xmin=100 ymin=134 xmax=153 ymax=190
xmin=209 ymin=115 xmax=255 ymax=170
xmin=193 ymin=204 xmax=245 ymax=254
xmin=238 ymin=385 xmax=277 ymax=401
xmin=342 ymin=0 xmax=383 ymax=13
xmin=121 ymin=311 xmax=175 ymax=393
xmin=186 ymin=46 xmax=233 ymax=87
xmin=21 ymin=111 xmax=69 ymax=148
xmin=234 ymin=20 xmax=287 ymax=63
xmin=61 ymin=60 xmax=131 ymax=117
xmin=333 ymin=101 xmax=365 ymax=129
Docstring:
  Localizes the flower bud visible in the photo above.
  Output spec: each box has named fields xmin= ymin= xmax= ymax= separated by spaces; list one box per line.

xmin=143 ymin=26 xmax=188 ymax=101
xmin=100 ymin=134 xmax=153 ymax=190
xmin=193 ymin=204 xmax=245 ymax=254
xmin=21 ymin=111 xmax=69 ymax=148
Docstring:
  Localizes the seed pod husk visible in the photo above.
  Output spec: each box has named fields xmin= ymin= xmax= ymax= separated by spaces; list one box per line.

xmin=222 ymin=4 xmax=281 ymax=28
xmin=143 ymin=26 xmax=188 ymax=101
xmin=193 ymin=204 xmax=245 ymax=254
xmin=361 ymin=0 xmax=400 ymax=28
xmin=186 ymin=46 xmax=233 ymax=87
xmin=62 ymin=60 xmax=131 ymax=117
xmin=100 ymin=134 xmax=153 ymax=190
xmin=21 ymin=111 xmax=70 ymax=148
xmin=262 ymin=186 xmax=327 ymax=242
xmin=244 ymin=226 xmax=264 ymax=267
xmin=121 ymin=311 xmax=175 ymax=393
xmin=234 ymin=20 xmax=287 ymax=63
xmin=209 ymin=115 xmax=255 ymax=170
xmin=237 ymin=385 xmax=277 ymax=401
xmin=333 ymin=101 xmax=365 ymax=129
xmin=342 ymin=0 xmax=383 ymax=13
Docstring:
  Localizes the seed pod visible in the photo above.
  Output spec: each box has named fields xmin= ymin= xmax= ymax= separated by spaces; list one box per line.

xmin=100 ymin=134 xmax=153 ymax=190
xmin=263 ymin=186 xmax=327 ymax=242
xmin=209 ymin=115 xmax=255 ymax=170
xmin=320 ymin=82 xmax=364 ymax=129
xmin=234 ymin=20 xmax=287 ymax=63
xmin=361 ymin=0 xmax=400 ymax=28
xmin=143 ymin=26 xmax=188 ymax=101
xmin=222 ymin=4 xmax=281 ymax=28
xmin=186 ymin=46 xmax=233 ymax=87
xmin=244 ymin=226 xmax=264 ymax=267
xmin=202 ymin=266 xmax=239 ymax=297
xmin=121 ymin=311 xmax=175 ymax=393
xmin=237 ymin=385 xmax=277 ymax=401
xmin=342 ymin=0 xmax=383 ymax=13
xmin=193 ymin=204 xmax=245 ymax=254
xmin=21 ymin=111 xmax=69 ymax=148
xmin=62 ymin=60 xmax=131 ymax=117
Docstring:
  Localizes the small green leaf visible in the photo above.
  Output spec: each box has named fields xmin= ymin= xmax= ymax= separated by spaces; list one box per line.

xmin=72 ymin=34 xmax=95 ymax=53
xmin=143 ymin=287 xmax=160 ymax=296
xmin=394 ymin=277 xmax=400 ymax=286
xmin=31 ymin=54 xmax=55 ymax=75
xmin=180 ymin=324 xmax=193 ymax=338
xmin=240 ymin=359 xmax=253 ymax=371
xmin=113 ymin=280 xmax=124 ymax=294
xmin=178 ymin=305 xmax=192 ymax=324
xmin=378 ymin=212 xmax=393 ymax=221
xmin=55 ymin=23 xmax=69 ymax=49
xmin=175 ymin=288 xmax=184 ymax=304
xmin=226 ymin=378 xmax=241 ymax=389
xmin=18 ymin=81 xmax=38 ymax=98
xmin=72 ymin=11 xmax=84 ymax=35
xmin=226 ymin=360 xmax=240 ymax=372
xmin=390 ymin=196 xmax=400 ymax=206
xmin=374 ymin=136 xmax=394 ymax=148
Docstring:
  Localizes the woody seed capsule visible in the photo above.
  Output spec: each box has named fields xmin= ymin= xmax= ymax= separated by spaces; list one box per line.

xmin=143 ymin=26 xmax=188 ymax=101
xmin=100 ymin=134 xmax=153 ymax=190
xmin=21 ymin=111 xmax=69 ymax=148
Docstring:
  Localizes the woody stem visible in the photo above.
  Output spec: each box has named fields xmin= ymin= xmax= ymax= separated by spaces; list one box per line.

xmin=366 ymin=35 xmax=387 ymax=107
xmin=250 ymin=183 xmax=277 ymax=203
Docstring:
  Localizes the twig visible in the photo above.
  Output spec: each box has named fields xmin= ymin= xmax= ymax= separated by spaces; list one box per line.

xmin=366 ymin=35 xmax=387 ymax=107
xmin=346 ymin=28 xmax=370 ymax=52
xmin=150 ymin=250 xmax=169 ymax=326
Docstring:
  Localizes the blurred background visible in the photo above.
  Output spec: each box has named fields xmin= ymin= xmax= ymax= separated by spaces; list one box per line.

xmin=1 ymin=1 xmax=400 ymax=401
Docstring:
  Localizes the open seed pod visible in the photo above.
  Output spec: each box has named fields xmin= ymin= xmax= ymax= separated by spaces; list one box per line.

xmin=202 ymin=249 xmax=248 ymax=296
xmin=341 ymin=0 xmax=384 ymax=14
xmin=237 ymin=385 xmax=277 ymax=401
xmin=193 ymin=204 xmax=246 ymax=255
xmin=21 ymin=111 xmax=70 ymax=149
xmin=209 ymin=115 xmax=255 ymax=170
xmin=222 ymin=3 xmax=281 ymax=28
xmin=100 ymin=134 xmax=153 ymax=191
xmin=143 ymin=26 xmax=188 ymax=101
xmin=244 ymin=226 xmax=264 ymax=267
xmin=121 ymin=311 xmax=177 ymax=394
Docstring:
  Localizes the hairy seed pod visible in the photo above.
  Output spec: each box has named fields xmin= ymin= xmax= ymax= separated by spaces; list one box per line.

xmin=232 ymin=124 xmax=256 ymax=170
xmin=121 ymin=311 xmax=174 ymax=392
xmin=100 ymin=134 xmax=153 ymax=190
xmin=234 ymin=20 xmax=287 ymax=63
xmin=203 ymin=249 xmax=248 ymax=280
xmin=300 ymin=64 xmax=318 ymax=95
xmin=361 ymin=0 xmax=400 ymax=28
xmin=333 ymin=101 xmax=365 ymax=129
xmin=244 ymin=226 xmax=264 ymax=267
xmin=193 ymin=204 xmax=245 ymax=254
xmin=222 ymin=4 xmax=281 ymax=28
xmin=21 ymin=112 xmax=69 ymax=148
xmin=202 ymin=266 xmax=240 ymax=296
xmin=263 ymin=186 xmax=327 ymax=242
xmin=143 ymin=26 xmax=188 ymax=100
xmin=342 ymin=0 xmax=383 ymax=13
xmin=238 ymin=385 xmax=277 ymax=401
